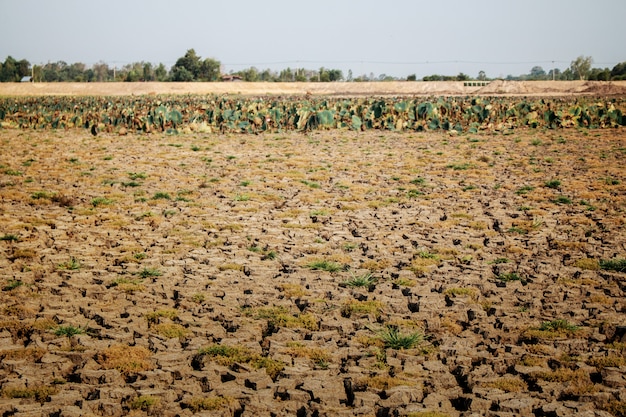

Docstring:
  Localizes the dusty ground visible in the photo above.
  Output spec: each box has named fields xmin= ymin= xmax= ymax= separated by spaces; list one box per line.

xmin=2 ymin=80 xmax=626 ymax=97
xmin=0 ymin=126 xmax=625 ymax=416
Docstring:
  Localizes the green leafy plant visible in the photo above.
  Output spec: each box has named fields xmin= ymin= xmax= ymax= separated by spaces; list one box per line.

xmin=340 ymin=272 xmax=377 ymax=288
xmin=53 ymin=324 xmax=86 ymax=338
xmin=599 ymin=258 xmax=626 ymax=272
xmin=377 ymin=326 xmax=426 ymax=350
xmin=0 ymin=234 xmax=19 ymax=242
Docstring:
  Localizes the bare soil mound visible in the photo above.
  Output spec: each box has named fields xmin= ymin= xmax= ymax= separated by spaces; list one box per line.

xmin=1 ymin=80 xmax=626 ymax=97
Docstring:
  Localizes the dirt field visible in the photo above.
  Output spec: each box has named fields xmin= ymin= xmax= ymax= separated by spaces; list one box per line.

xmin=0 ymin=125 xmax=625 ymax=416
xmin=2 ymin=80 xmax=626 ymax=97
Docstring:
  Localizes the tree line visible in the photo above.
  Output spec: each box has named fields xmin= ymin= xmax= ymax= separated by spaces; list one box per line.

xmin=1 ymin=51 xmax=625 ymax=83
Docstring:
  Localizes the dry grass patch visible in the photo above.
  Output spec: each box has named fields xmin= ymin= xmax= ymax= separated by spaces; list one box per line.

xmin=355 ymin=374 xmax=417 ymax=391
xmin=185 ymin=396 xmax=236 ymax=413
xmin=244 ymin=306 xmax=319 ymax=331
xmin=574 ymin=258 xmax=600 ymax=270
xmin=0 ymin=385 xmax=58 ymax=403
xmin=196 ymin=344 xmax=284 ymax=380
xmin=277 ymin=283 xmax=308 ymax=298
xmin=0 ymin=346 xmax=46 ymax=361
xmin=587 ymin=355 xmax=626 ymax=370
xmin=96 ymin=344 xmax=153 ymax=376
xmin=341 ymin=300 xmax=384 ymax=319
xmin=129 ymin=395 xmax=161 ymax=412
xmin=283 ymin=342 xmax=332 ymax=368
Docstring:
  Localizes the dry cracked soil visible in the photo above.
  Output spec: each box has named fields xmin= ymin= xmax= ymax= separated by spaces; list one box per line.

xmin=0 ymin=126 xmax=625 ymax=417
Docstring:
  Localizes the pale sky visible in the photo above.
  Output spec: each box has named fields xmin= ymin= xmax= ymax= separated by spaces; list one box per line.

xmin=1 ymin=0 xmax=624 ymax=79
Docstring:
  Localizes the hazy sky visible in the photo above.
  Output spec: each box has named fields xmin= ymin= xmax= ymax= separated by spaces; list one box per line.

xmin=1 ymin=0 xmax=624 ymax=79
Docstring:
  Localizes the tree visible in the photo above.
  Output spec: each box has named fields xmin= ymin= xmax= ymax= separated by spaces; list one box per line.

xmin=198 ymin=58 xmax=220 ymax=81
xmin=171 ymin=66 xmax=194 ymax=81
xmin=610 ymin=62 xmax=626 ymax=80
xmin=477 ymin=71 xmax=486 ymax=81
xmin=171 ymin=49 xmax=220 ymax=81
xmin=570 ymin=56 xmax=593 ymax=80
xmin=0 ymin=56 xmax=26 ymax=82
xmin=327 ymin=69 xmax=343 ymax=81
xmin=173 ymin=49 xmax=201 ymax=78
xmin=407 ymin=74 xmax=417 ymax=81
xmin=588 ymin=67 xmax=610 ymax=81
xmin=93 ymin=61 xmax=110 ymax=82
xmin=155 ymin=63 xmax=168 ymax=81
xmin=529 ymin=66 xmax=546 ymax=80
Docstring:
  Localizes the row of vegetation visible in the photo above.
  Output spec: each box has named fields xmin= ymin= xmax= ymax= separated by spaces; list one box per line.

xmin=2 ymin=51 xmax=625 ymax=82
xmin=1 ymin=95 xmax=624 ymax=133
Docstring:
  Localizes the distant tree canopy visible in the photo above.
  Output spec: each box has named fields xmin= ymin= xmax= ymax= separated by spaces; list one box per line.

xmin=2 ymin=53 xmax=626 ymax=83
xmin=422 ymin=73 xmax=470 ymax=81
xmin=0 ymin=56 xmax=31 ymax=82
xmin=570 ymin=56 xmax=593 ymax=80
xmin=171 ymin=49 xmax=221 ymax=82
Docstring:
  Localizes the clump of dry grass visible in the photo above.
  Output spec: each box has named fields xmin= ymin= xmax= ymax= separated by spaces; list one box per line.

xmin=0 ymin=385 xmax=58 ymax=402
xmin=573 ymin=258 xmax=600 ymax=270
xmin=196 ymin=344 xmax=284 ymax=380
xmin=341 ymin=300 xmax=384 ymax=319
xmin=185 ymin=396 xmax=235 ymax=413
xmin=354 ymin=374 xmax=417 ymax=391
xmin=243 ymin=305 xmax=318 ymax=330
xmin=96 ymin=344 xmax=153 ymax=377
xmin=284 ymin=342 xmax=331 ymax=368
xmin=277 ymin=283 xmax=307 ymax=298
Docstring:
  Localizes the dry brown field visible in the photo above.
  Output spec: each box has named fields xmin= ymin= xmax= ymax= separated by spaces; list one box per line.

xmin=2 ymin=80 xmax=626 ymax=97
xmin=0 ymin=85 xmax=625 ymax=416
